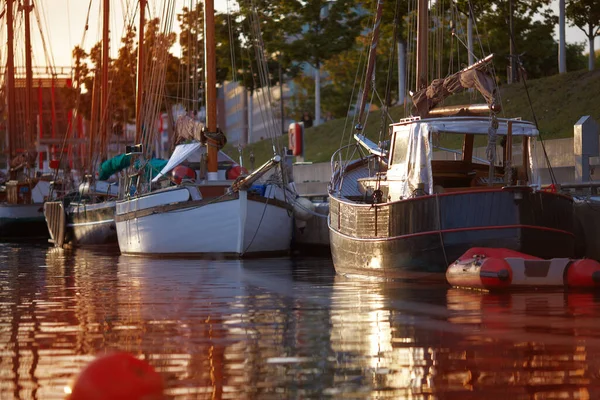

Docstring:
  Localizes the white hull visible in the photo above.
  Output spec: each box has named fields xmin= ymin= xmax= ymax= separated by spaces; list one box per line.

xmin=116 ymin=188 xmax=292 ymax=256
xmin=0 ymin=203 xmax=47 ymax=239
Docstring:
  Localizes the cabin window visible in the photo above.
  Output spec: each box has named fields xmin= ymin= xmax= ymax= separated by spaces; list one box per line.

xmin=392 ymin=134 xmax=409 ymax=165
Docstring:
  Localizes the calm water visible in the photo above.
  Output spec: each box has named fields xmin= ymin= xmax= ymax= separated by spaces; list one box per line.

xmin=2 ymin=243 xmax=600 ymax=399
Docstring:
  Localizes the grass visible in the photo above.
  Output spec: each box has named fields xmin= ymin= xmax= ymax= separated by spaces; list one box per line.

xmin=223 ymin=68 xmax=600 ymax=165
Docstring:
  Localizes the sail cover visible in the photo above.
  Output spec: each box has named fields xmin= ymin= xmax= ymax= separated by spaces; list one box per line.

xmin=152 ymin=142 xmax=202 ymax=182
xmin=174 ymin=115 xmax=204 ymax=143
xmin=99 ymin=153 xmax=132 ymax=180
xmin=411 ymin=58 xmax=498 ymax=118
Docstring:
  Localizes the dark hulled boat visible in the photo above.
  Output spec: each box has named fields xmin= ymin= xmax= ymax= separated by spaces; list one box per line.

xmin=329 ymin=118 xmax=575 ymax=280
xmin=327 ymin=0 xmax=575 ymax=280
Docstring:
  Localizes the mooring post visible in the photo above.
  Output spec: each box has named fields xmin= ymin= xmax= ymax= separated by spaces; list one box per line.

xmin=574 ymin=116 xmax=599 ymax=182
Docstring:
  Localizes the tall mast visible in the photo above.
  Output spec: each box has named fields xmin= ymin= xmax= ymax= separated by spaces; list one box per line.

xmin=100 ymin=0 xmax=110 ymax=160
xmin=356 ymin=0 xmax=383 ymax=129
xmin=6 ymin=0 xmax=16 ymax=168
xmin=205 ymin=0 xmax=218 ymax=180
xmin=135 ymin=0 xmax=146 ymax=144
xmin=24 ymin=0 xmax=34 ymax=152
xmin=416 ymin=0 xmax=428 ymax=90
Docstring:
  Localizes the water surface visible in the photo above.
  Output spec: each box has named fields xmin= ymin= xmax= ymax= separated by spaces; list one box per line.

xmin=1 ymin=243 xmax=600 ymax=399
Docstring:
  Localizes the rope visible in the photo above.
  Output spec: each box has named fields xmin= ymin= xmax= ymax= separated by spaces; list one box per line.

xmin=486 ymin=113 xmax=498 ymax=185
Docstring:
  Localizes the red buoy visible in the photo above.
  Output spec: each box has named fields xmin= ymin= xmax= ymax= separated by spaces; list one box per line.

xmin=566 ymin=259 xmax=600 ymax=287
xmin=446 ymin=247 xmax=600 ymax=290
xmin=172 ymin=165 xmax=195 ymax=184
xmin=67 ymin=352 xmax=164 ymax=400
xmin=226 ymin=165 xmax=248 ymax=180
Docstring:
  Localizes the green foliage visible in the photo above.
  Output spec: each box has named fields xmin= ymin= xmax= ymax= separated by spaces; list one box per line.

xmin=285 ymin=73 xmax=315 ymax=120
xmin=566 ymin=0 xmax=600 ymax=39
xmin=177 ymin=4 xmax=204 ymax=110
xmin=284 ymin=0 xmax=364 ymax=70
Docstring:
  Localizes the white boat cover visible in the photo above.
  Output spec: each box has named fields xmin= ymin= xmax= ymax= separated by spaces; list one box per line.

xmin=152 ymin=142 xmax=201 ymax=182
xmin=151 ymin=143 xmax=239 ymax=182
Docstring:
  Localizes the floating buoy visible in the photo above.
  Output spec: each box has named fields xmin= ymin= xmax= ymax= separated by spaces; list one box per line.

xmin=446 ymin=247 xmax=600 ymax=290
xmin=67 ymin=352 xmax=164 ymax=400
xmin=293 ymin=196 xmax=315 ymax=222
xmin=172 ymin=165 xmax=195 ymax=184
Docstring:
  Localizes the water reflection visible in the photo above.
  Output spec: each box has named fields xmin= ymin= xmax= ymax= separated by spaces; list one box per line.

xmin=1 ymin=244 xmax=600 ymax=398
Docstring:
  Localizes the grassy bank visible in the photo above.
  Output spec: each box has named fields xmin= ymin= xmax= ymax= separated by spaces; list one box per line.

xmin=224 ymin=68 xmax=600 ymax=166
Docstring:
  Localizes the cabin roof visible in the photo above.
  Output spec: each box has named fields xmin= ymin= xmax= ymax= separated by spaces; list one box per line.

xmin=391 ymin=116 xmax=538 ymax=137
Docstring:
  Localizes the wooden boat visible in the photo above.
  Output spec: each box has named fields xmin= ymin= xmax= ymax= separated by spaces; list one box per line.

xmin=115 ymin=0 xmax=293 ymax=257
xmin=44 ymin=0 xmax=118 ymax=248
xmin=1 ymin=0 xmax=49 ymax=240
xmin=328 ymin=0 xmax=575 ymax=280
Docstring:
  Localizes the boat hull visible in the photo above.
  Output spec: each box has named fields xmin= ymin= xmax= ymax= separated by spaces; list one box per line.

xmin=115 ymin=189 xmax=292 ymax=257
xmin=329 ymin=189 xmax=575 ymax=280
xmin=0 ymin=203 xmax=48 ymax=240
xmin=68 ymin=201 xmax=117 ymax=246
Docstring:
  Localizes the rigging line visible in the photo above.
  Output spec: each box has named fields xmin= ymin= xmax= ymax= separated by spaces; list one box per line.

xmin=507 ymin=19 xmax=556 ymax=186
xmin=341 ymin=1 xmax=373 ymax=164
xmin=246 ymin=3 xmax=283 ymax=153
xmin=468 ymin=0 xmax=502 ymax=115
xmin=67 ymin=0 xmax=72 ymax=53
xmin=34 ymin=0 xmax=56 ymax=69
xmin=377 ymin=0 xmax=400 ymax=148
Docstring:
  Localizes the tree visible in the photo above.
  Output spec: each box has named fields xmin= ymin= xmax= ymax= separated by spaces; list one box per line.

xmin=283 ymin=0 xmax=364 ymax=125
xmin=566 ymin=0 xmax=600 ymax=70
xmin=110 ymin=25 xmax=137 ymax=125
xmin=177 ymin=4 xmax=204 ymax=111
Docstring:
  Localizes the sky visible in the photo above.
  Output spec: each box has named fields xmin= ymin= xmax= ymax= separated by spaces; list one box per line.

xmin=20 ymin=0 xmax=600 ymax=69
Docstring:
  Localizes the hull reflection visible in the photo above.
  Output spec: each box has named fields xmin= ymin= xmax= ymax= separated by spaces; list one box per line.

xmin=3 ymin=245 xmax=600 ymax=399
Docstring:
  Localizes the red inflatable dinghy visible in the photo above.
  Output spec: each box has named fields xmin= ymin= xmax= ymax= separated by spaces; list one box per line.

xmin=446 ymin=247 xmax=600 ymax=290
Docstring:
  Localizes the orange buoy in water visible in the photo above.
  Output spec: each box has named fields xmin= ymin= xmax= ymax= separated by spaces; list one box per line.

xmin=172 ymin=165 xmax=195 ymax=184
xmin=446 ymin=247 xmax=600 ymax=290
xmin=67 ymin=352 xmax=164 ymax=400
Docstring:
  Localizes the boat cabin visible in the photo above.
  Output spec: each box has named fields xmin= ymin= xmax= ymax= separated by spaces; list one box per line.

xmin=354 ymin=116 xmax=541 ymax=203
xmin=388 ymin=116 xmax=539 ymax=200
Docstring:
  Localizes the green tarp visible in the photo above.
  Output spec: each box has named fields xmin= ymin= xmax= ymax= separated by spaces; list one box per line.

xmin=98 ymin=154 xmax=131 ymax=180
xmin=98 ymin=154 xmax=168 ymax=181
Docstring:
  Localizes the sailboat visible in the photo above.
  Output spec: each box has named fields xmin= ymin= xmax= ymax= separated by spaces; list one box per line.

xmin=44 ymin=0 xmax=119 ymax=248
xmin=1 ymin=0 xmax=51 ymax=240
xmin=114 ymin=0 xmax=294 ymax=256
xmin=328 ymin=0 xmax=575 ymax=280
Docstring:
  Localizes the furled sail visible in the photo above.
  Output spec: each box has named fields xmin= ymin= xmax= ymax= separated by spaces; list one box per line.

xmin=411 ymin=54 xmax=499 ymax=118
xmin=172 ymin=115 xmax=227 ymax=150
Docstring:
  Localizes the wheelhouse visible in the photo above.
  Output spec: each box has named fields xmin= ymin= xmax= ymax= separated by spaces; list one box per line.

xmin=386 ymin=116 xmax=540 ymax=201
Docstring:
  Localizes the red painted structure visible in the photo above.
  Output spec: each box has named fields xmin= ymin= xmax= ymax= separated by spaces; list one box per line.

xmin=288 ymin=122 xmax=302 ymax=156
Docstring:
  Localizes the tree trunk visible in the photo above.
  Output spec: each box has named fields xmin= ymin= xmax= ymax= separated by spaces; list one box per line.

xmin=467 ymin=9 xmax=474 ymax=66
xmin=588 ymin=23 xmax=596 ymax=71
xmin=397 ymin=40 xmax=405 ymax=105
xmin=315 ymin=63 xmax=321 ymax=127
xmin=558 ymin=0 xmax=566 ymax=73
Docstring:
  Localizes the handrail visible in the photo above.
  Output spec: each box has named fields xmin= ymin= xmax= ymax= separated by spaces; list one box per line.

xmin=433 ymin=145 xmax=490 ymax=165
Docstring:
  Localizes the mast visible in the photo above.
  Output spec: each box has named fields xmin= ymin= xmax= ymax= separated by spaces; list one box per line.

xmin=24 ymin=0 xmax=34 ymax=153
xmin=356 ymin=0 xmax=384 ymax=129
xmin=100 ymin=0 xmax=110 ymax=160
xmin=205 ymin=0 xmax=218 ymax=180
xmin=6 ymin=0 xmax=16 ymax=169
xmin=135 ymin=0 xmax=146 ymax=144
xmin=416 ymin=0 xmax=428 ymax=90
